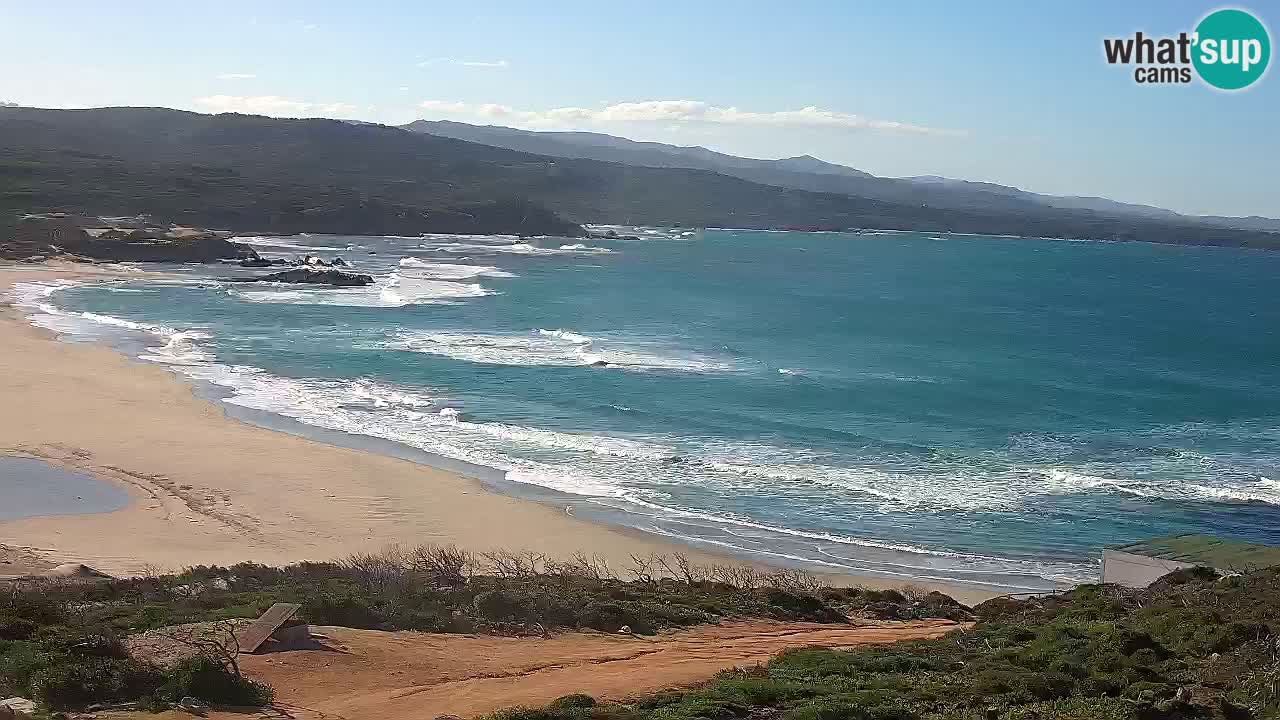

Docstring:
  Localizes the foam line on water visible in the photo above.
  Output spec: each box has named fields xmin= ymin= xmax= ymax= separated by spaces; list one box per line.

xmin=384 ymin=328 xmax=737 ymax=373
xmin=227 ymin=272 xmax=496 ymax=307
xmin=397 ymin=258 xmax=516 ymax=279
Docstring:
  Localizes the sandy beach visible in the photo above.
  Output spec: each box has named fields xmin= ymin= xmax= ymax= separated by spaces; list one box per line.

xmin=0 ymin=263 xmax=996 ymax=603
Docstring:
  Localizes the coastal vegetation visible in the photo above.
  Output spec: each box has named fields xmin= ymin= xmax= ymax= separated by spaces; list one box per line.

xmin=0 ymin=546 xmax=965 ymax=712
xmin=489 ymin=566 xmax=1280 ymax=720
xmin=2 ymin=106 xmax=1278 ymax=248
xmin=4 ymin=547 xmax=1280 ymax=717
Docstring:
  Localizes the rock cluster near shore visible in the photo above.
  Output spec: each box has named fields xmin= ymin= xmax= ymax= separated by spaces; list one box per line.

xmin=2 ymin=213 xmax=258 ymax=263
xmin=233 ymin=266 xmax=374 ymax=286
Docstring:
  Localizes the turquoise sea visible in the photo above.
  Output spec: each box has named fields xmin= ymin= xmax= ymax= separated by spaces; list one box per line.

xmin=14 ymin=229 xmax=1280 ymax=592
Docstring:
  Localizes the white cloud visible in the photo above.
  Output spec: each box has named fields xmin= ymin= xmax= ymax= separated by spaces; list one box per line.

xmin=216 ymin=73 xmax=257 ymax=80
xmin=416 ymin=99 xmax=961 ymax=136
xmin=417 ymin=58 xmax=509 ymax=69
xmin=194 ymin=95 xmax=362 ymax=118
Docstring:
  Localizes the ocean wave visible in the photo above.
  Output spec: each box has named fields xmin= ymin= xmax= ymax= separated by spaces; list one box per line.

xmin=617 ymin=497 xmax=1090 ymax=584
xmin=137 ymin=329 xmax=215 ymax=365
xmin=424 ymin=240 xmax=615 ymax=256
xmin=228 ymin=272 xmax=495 ymax=307
xmin=1038 ymin=468 xmax=1280 ymax=505
xmin=397 ymin=257 xmax=516 ymax=279
xmin=10 ymin=282 xmax=216 ymax=365
xmin=696 ymin=457 xmax=1020 ymax=511
xmin=232 ymin=236 xmax=349 ymax=252
xmin=172 ymin=364 xmax=640 ymax=499
xmin=384 ymin=329 xmax=736 ymax=373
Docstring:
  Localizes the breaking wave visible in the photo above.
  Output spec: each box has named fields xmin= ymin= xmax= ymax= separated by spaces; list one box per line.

xmin=397 ymin=258 xmax=516 ymax=279
xmin=383 ymin=328 xmax=736 ymax=373
xmin=10 ymin=281 xmax=214 ymax=364
xmin=424 ymin=240 xmax=615 ymax=256
xmin=1038 ymin=468 xmax=1280 ymax=506
xmin=227 ymin=272 xmax=495 ymax=307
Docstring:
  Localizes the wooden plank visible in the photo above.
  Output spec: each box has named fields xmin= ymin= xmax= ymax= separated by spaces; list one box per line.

xmin=235 ymin=603 xmax=301 ymax=654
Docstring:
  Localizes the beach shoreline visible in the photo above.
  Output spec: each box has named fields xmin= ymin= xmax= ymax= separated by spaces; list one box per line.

xmin=0 ymin=263 xmax=1004 ymax=603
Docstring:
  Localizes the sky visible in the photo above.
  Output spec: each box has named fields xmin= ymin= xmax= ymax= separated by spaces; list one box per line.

xmin=1 ymin=0 xmax=1276 ymax=217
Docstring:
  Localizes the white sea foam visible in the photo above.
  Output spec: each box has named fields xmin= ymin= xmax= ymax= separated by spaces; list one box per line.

xmin=1037 ymin=468 xmax=1280 ymax=505
xmin=138 ymin=329 xmax=215 ymax=365
xmin=537 ymin=328 xmax=592 ymax=345
xmin=384 ymin=329 xmax=735 ymax=373
xmin=172 ymin=364 xmax=639 ymax=499
xmin=585 ymin=225 xmax=696 ymax=241
xmin=397 ymin=257 xmax=516 ymax=279
xmin=424 ymin=240 xmax=615 ymax=256
xmin=10 ymin=281 xmax=216 ymax=365
xmin=233 ymin=236 xmax=348 ymax=252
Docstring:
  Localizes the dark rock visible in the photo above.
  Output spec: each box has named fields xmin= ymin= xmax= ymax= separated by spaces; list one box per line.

xmin=239 ymin=257 xmax=273 ymax=267
xmin=240 ymin=267 xmax=374 ymax=286
xmin=302 ymin=254 xmax=330 ymax=267
xmin=331 ymin=257 xmax=348 ymax=266
xmin=6 ymin=215 xmax=258 ymax=263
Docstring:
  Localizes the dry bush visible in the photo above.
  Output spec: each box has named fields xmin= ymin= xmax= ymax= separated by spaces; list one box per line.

xmin=480 ymin=549 xmax=551 ymax=578
xmin=762 ymin=567 xmax=825 ymax=593
xmin=655 ymin=553 xmax=707 ymax=584
xmin=151 ymin=620 xmax=245 ymax=677
xmin=339 ymin=546 xmax=414 ymax=590
xmin=547 ymin=552 xmax=616 ymax=584
xmin=628 ymin=553 xmax=658 ymax=583
xmin=708 ymin=563 xmax=765 ymax=589
xmin=408 ymin=544 xmax=480 ymax=585
xmin=898 ymin=583 xmax=930 ymax=603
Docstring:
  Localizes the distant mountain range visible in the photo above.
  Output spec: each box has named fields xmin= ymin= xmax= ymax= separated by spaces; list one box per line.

xmin=405 ymin=119 xmax=1280 ymax=234
xmin=0 ymin=106 xmax=1276 ymax=248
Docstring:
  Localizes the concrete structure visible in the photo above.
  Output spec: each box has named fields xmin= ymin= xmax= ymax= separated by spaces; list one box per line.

xmin=1102 ymin=534 xmax=1280 ymax=588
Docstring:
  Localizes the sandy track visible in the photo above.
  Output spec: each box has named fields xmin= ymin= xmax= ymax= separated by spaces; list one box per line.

xmin=160 ymin=619 xmax=961 ymax=719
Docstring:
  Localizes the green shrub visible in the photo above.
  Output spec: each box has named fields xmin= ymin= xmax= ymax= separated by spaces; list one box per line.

xmin=548 ymin=693 xmax=597 ymax=710
xmin=0 ymin=615 xmax=37 ymax=641
xmin=473 ymin=589 xmax=530 ymax=621
xmin=155 ymin=656 xmax=273 ymax=706
xmin=3 ymin=629 xmax=155 ymax=709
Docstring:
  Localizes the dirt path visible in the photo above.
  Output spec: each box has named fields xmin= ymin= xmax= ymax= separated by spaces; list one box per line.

xmin=124 ymin=619 xmax=962 ymax=720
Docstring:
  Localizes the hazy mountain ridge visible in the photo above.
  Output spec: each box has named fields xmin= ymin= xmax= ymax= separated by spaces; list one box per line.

xmin=406 ymin=119 xmax=1276 ymax=232
xmin=0 ymin=106 xmax=1276 ymax=248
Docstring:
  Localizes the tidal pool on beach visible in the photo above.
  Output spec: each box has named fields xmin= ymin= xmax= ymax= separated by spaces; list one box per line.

xmin=0 ymin=456 xmax=131 ymax=521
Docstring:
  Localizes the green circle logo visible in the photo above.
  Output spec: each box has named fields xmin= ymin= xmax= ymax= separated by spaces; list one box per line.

xmin=1193 ymin=8 xmax=1270 ymax=90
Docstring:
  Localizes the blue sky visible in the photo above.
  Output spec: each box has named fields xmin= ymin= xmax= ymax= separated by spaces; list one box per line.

xmin=1 ymin=0 xmax=1276 ymax=217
